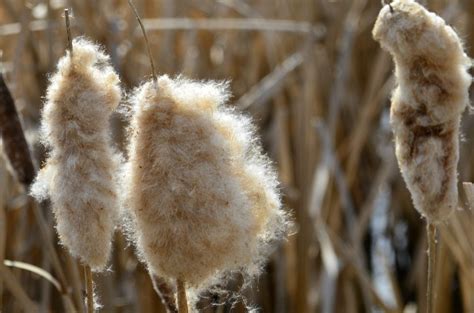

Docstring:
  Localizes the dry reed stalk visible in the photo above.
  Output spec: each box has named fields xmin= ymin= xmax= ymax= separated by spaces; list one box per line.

xmin=0 ymin=152 xmax=10 ymax=310
xmin=344 ymin=52 xmax=393 ymax=184
xmin=64 ymin=255 xmax=85 ymax=312
xmin=151 ymin=274 xmax=178 ymax=313
xmin=176 ymin=279 xmax=188 ymax=313
xmin=3 ymin=259 xmax=61 ymax=292
xmin=324 ymin=224 xmax=396 ymax=312
xmin=310 ymin=120 xmax=371 ymax=311
xmin=32 ymin=201 xmax=77 ymax=312
xmin=431 ymin=237 xmax=454 ymax=313
xmin=142 ymin=18 xmax=324 ymax=35
xmin=236 ymin=47 xmax=306 ymax=112
xmin=327 ymin=0 xmax=367 ymax=138
xmin=0 ymin=265 xmax=38 ymax=313
xmin=84 ymin=265 xmax=94 ymax=313
xmin=0 ymin=17 xmax=326 ymax=38
xmin=426 ymin=223 xmax=437 ymax=313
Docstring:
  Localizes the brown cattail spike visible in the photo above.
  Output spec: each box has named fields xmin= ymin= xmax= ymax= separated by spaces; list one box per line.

xmin=124 ymin=76 xmax=289 ymax=296
xmin=0 ymin=73 xmax=35 ymax=186
xmin=31 ymin=39 xmax=121 ymax=270
xmin=372 ymin=0 xmax=472 ymax=223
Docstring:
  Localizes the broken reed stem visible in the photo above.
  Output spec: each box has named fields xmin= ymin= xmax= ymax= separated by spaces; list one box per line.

xmin=64 ymin=9 xmax=72 ymax=56
xmin=176 ymin=279 xmax=188 ymax=313
xmin=84 ymin=265 xmax=94 ymax=313
xmin=127 ymin=0 xmax=157 ymax=82
xmin=426 ymin=223 xmax=437 ymax=313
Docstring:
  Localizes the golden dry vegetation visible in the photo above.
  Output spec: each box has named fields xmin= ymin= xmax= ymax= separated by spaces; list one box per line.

xmin=0 ymin=0 xmax=473 ymax=312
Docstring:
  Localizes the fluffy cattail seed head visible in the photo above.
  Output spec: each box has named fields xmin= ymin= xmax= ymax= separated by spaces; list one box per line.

xmin=31 ymin=38 xmax=121 ymax=270
xmin=124 ymin=76 xmax=288 ymax=291
xmin=373 ymin=0 xmax=472 ymax=222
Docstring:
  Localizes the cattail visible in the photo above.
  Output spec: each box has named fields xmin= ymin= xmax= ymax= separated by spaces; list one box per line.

xmin=31 ymin=38 xmax=121 ymax=270
xmin=373 ymin=0 xmax=471 ymax=223
xmin=124 ymin=76 xmax=288 ymax=295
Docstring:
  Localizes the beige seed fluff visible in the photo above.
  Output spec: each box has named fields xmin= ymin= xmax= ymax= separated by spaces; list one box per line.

xmin=125 ymin=76 xmax=287 ymax=290
xmin=31 ymin=38 xmax=121 ymax=270
xmin=373 ymin=0 xmax=472 ymax=222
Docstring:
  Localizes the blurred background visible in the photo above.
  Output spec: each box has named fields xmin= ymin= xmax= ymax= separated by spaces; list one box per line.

xmin=0 ymin=0 xmax=473 ymax=312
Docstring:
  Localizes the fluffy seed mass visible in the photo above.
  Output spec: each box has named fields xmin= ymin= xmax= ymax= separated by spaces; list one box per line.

xmin=373 ymin=0 xmax=471 ymax=222
xmin=125 ymin=76 xmax=287 ymax=289
xmin=31 ymin=38 xmax=121 ymax=270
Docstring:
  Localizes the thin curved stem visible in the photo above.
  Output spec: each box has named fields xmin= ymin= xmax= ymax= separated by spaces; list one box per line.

xmin=127 ymin=0 xmax=157 ymax=82
xmin=4 ymin=259 xmax=61 ymax=292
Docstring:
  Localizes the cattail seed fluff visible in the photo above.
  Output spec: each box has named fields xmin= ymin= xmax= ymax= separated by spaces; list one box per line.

xmin=125 ymin=76 xmax=288 ymax=289
xmin=31 ymin=38 xmax=121 ymax=270
xmin=373 ymin=0 xmax=471 ymax=222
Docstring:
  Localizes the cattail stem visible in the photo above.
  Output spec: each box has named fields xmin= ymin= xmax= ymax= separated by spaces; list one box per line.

xmin=84 ymin=265 xmax=94 ymax=313
xmin=64 ymin=9 xmax=72 ymax=56
xmin=151 ymin=274 xmax=178 ymax=313
xmin=426 ymin=223 xmax=437 ymax=313
xmin=127 ymin=0 xmax=157 ymax=82
xmin=382 ymin=0 xmax=394 ymax=13
xmin=176 ymin=279 xmax=188 ymax=313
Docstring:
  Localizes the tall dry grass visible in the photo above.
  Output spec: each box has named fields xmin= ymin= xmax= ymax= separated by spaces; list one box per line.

xmin=0 ymin=0 xmax=473 ymax=312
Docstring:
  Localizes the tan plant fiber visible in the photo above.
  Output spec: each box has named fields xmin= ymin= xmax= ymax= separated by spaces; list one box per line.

xmin=373 ymin=0 xmax=472 ymax=222
xmin=30 ymin=38 xmax=121 ymax=270
xmin=124 ymin=76 xmax=288 ymax=291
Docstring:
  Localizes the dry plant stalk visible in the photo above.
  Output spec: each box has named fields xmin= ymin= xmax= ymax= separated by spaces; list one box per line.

xmin=151 ymin=274 xmax=178 ymax=313
xmin=426 ymin=223 xmax=437 ymax=313
xmin=176 ymin=279 xmax=188 ymax=313
xmin=84 ymin=265 xmax=94 ymax=313
xmin=373 ymin=1 xmax=471 ymax=312
xmin=30 ymin=38 xmax=121 ymax=271
xmin=124 ymin=76 xmax=288 ymax=305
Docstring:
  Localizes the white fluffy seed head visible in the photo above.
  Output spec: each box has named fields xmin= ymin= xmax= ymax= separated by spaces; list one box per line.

xmin=373 ymin=0 xmax=472 ymax=222
xmin=30 ymin=38 xmax=121 ymax=270
xmin=124 ymin=75 xmax=288 ymax=291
